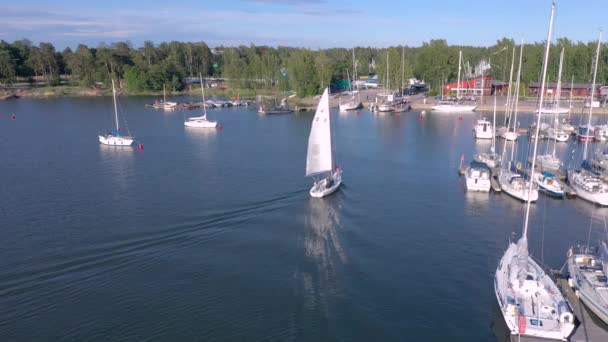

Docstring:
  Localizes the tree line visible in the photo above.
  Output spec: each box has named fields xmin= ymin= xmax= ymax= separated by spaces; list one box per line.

xmin=0 ymin=38 xmax=606 ymax=96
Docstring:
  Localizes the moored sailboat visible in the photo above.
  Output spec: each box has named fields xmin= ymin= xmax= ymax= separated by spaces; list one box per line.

xmin=495 ymin=3 xmax=576 ymax=340
xmin=185 ymin=74 xmax=218 ymax=128
xmin=99 ymin=79 xmax=135 ymax=146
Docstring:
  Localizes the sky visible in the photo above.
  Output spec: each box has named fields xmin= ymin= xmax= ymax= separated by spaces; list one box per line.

xmin=0 ymin=0 xmax=605 ymax=49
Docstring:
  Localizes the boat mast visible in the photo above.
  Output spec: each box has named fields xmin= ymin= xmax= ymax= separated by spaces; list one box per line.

xmin=583 ymin=30 xmax=602 ymax=161
xmin=524 ymin=1 xmax=555 ymax=241
xmin=199 ymin=73 xmax=207 ymax=117
xmin=504 ymin=48 xmax=516 ymax=126
xmin=510 ymin=39 xmax=524 ymax=167
xmin=568 ymin=75 xmax=574 ymax=119
xmin=457 ymin=50 xmax=462 ymax=100
xmin=552 ymin=48 xmax=565 ymax=157
xmin=492 ymin=93 xmax=497 ymax=153
xmin=401 ymin=45 xmax=405 ymax=96
xmin=111 ymin=79 xmax=120 ymax=132
xmin=386 ymin=52 xmax=390 ymax=95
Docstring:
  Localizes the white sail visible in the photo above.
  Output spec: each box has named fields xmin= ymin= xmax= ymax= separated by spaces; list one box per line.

xmin=306 ymin=88 xmax=333 ymax=177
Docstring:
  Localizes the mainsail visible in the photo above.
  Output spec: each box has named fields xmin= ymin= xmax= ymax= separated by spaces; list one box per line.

xmin=306 ymin=88 xmax=333 ymax=177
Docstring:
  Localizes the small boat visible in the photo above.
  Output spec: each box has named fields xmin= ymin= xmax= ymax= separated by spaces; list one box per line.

xmin=474 ymin=152 xmax=501 ymax=168
xmin=259 ymin=98 xmax=294 ymax=114
xmin=533 ymin=171 xmax=564 ymax=197
xmin=577 ymin=124 xmax=595 ymax=141
xmin=566 ymin=243 xmax=608 ymax=325
xmin=185 ymin=74 xmax=218 ymax=128
xmin=431 ymin=102 xmax=477 ymax=112
xmin=532 ymin=154 xmax=562 ymax=170
xmin=499 ymin=169 xmax=538 ymax=202
xmin=465 ymin=162 xmax=491 ymax=192
xmin=535 ymin=106 xmax=570 ymax=114
xmin=475 ymin=118 xmax=493 ymax=139
xmin=497 ymin=126 xmax=518 ymax=141
xmin=99 ymin=79 xmax=135 ymax=146
xmin=546 ymin=128 xmax=569 ymax=142
xmin=306 ymin=88 xmax=341 ymax=198
xmin=339 ymin=99 xmax=362 ymax=111
xmin=567 ymin=169 xmax=608 ymax=206
xmin=594 ymin=124 xmax=608 ymax=141
xmin=431 ymin=50 xmax=477 ymax=112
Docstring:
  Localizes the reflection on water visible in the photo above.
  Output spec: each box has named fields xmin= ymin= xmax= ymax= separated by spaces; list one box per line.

xmin=463 ymin=190 xmax=491 ymax=210
xmin=304 ymin=195 xmax=347 ymax=264
xmin=490 ymin=302 xmax=512 ymax=342
xmin=98 ymin=144 xmax=137 ymax=194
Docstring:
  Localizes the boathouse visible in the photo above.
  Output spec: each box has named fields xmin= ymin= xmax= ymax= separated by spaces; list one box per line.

xmin=528 ymin=82 xmax=603 ymax=97
xmin=443 ymin=75 xmax=507 ymax=97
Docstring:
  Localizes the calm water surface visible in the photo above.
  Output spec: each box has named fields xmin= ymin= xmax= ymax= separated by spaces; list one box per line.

xmin=1 ymin=96 xmax=607 ymax=341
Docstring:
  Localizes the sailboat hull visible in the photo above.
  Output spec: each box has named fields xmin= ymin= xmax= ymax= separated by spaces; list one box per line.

xmin=310 ymin=169 xmax=342 ymax=198
xmin=567 ymin=248 xmax=608 ymax=325
xmin=99 ymin=135 xmax=134 ymax=146
xmin=184 ymin=119 xmax=217 ymax=128
xmin=339 ymin=100 xmax=362 ymax=111
xmin=431 ymin=104 xmax=477 ymax=112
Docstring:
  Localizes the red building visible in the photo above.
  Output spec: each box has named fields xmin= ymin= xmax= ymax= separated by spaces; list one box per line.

xmin=528 ymin=82 xmax=604 ymax=97
xmin=443 ymin=75 xmax=508 ymax=97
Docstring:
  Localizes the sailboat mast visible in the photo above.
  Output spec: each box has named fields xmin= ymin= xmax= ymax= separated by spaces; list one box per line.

xmin=457 ymin=50 xmax=462 ymax=100
xmin=401 ymin=46 xmax=405 ymax=94
xmin=111 ymin=79 xmax=119 ymax=132
xmin=163 ymin=84 xmax=166 ymax=103
xmin=504 ymin=48 xmax=516 ymax=126
xmin=568 ymin=75 xmax=574 ymax=118
xmin=583 ymin=31 xmax=602 ymax=161
xmin=524 ymin=1 xmax=555 ymax=239
xmin=510 ymin=39 xmax=524 ymax=165
xmin=552 ymin=48 xmax=565 ymax=157
xmin=386 ymin=53 xmax=390 ymax=93
xmin=492 ymin=93 xmax=497 ymax=153
xmin=199 ymin=73 xmax=207 ymax=116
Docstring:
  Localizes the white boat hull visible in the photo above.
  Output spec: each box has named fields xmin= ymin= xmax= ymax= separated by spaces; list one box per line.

xmin=532 ymin=172 xmax=564 ymax=197
xmin=568 ymin=170 xmax=608 ymax=206
xmin=310 ymin=169 xmax=342 ymax=198
xmin=431 ymin=104 xmax=477 ymax=112
xmin=339 ymin=100 xmax=362 ymax=111
xmin=184 ymin=119 xmax=218 ymax=128
xmin=567 ymin=249 xmax=608 ymax=325
xmin=99 ymin=135 xmax=134 ymax=146
xmin=533 ymin=154 xmax=562 ymax=170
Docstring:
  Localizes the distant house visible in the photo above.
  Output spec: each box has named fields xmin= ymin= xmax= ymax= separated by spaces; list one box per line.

xmin=528 ymin=82 xmax=603 ymax=97
xmin=443 ymin=75 xmax=507 ymax=96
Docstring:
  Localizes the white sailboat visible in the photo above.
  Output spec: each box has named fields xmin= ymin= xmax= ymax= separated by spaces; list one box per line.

xmin=475 ymin=95 xmax=501 ymax=167
xmin=498 ymin=39 xmax=538 ymax=202
xmin=495 ymin=4 xmax=576 ymax=340
xmin=566 ymin=239 xmax=608 ymax=325
xmin=185 ymin=74 xmax=218 ymax=128
xmin=307 ymin=88 xmax=342 ymax=198
xmin=534 ymin=48 xmax=565 ymax=171
xmin=339 ymin=49 xmax=362 ymax=111
xmin=497 ymin=48 xmax=519 ymax=141
xmin=432 ymin=50 xmax=477 ymax=112
xmin=568 ymin=31 xmax=608 ymax=206
xmin=99 ymin=79 xmax=135 ymax=146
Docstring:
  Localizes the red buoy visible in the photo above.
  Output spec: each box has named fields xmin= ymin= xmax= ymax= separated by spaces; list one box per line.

xmin=458 ymin=116 xmax=463 ymax=121
xmin=356 ymin=111 xmax=360 ymax=116
xmin=418 ymin=115 xmax=423 ymax=120
xmin=218 ymin=125 xmax=223 ymax=130
xmin=138 ymin=143 xmax=144 ymax=150
xmin=11 ymin=114 xmax=16 ymax=120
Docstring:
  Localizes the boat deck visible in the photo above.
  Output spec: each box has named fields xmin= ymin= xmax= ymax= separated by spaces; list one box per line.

xmin=512 ymin=275 xmax=608 ymax=342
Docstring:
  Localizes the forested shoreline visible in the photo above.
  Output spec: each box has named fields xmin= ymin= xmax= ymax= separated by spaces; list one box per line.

xmin=0 ymin=38 xmax=606 ymax=97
